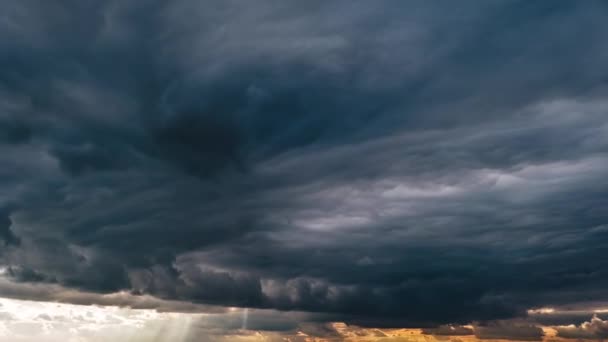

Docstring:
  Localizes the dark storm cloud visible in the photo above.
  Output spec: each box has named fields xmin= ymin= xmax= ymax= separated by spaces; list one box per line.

xmin=0 ymin=118 xmax=31 ymax=144
xmin=1 ymin=0 xmax=608 ymax=328
xmin=0 ymin=276 xmax=227 ymax=313
xmin=0 ymin=208 xmax=19 ymax=247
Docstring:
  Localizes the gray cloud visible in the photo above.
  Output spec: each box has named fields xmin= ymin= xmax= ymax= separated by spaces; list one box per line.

xmin=1 ymin=0 xmax=608 ymax=328
xmin=473 ymin=321 xmax=544 ymax=341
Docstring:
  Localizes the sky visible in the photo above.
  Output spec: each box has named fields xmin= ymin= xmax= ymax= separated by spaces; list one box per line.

xmin=1 ymin=0 xmax=608 ymax=341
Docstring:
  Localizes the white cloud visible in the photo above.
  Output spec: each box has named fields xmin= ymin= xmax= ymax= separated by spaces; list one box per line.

xmin=0 ymin=297 xmax=198 ymax=342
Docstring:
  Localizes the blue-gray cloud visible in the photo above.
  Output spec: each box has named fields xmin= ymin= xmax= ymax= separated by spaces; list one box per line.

xmin=1 ymin=0 xmax=608 ymax=327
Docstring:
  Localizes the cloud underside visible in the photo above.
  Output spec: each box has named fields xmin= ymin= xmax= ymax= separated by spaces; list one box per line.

xmin=1 ymin=0 xmax=608 ymax=330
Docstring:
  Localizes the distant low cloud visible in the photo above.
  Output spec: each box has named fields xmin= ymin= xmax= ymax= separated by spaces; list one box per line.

xmin=473 ymin=321 xmax=544 ymax=341
xmin=422 ymin=325 xmax=474 ymax=336
xmin=556 ymin=315 xmax=608 ymax=339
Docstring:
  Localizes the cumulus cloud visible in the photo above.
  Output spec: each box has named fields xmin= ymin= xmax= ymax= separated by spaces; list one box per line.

xmin=556 ymin=315 xmax=608 ymax=339
xmin=1 ymin=0 xmax=608 ymax=329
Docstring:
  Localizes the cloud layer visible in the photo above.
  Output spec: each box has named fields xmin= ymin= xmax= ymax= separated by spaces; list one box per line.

xmin=1 ymin=0 xmax=608 ymax=328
